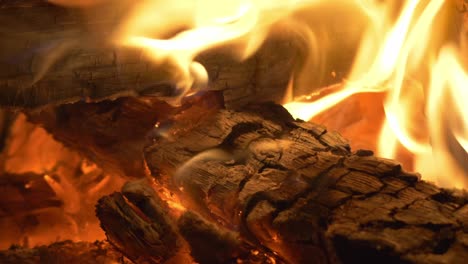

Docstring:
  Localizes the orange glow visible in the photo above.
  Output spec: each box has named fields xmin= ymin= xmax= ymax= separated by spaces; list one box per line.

xmin=0 ymin=114 xmax=126 ymax=249
xmin=150 ymin=178 xmax=187 ymax=215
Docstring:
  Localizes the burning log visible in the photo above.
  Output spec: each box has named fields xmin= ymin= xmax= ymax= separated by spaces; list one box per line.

xmin=96 ymin=179 xmax=277 ymax=263
xmin=87 ymin=102 xmax=468 ymax=263
xmin=1 ymin=1 xmax=467 ymax=263
xmin=96 ymin=180 xmax=183 ymax=264
xmin=0 ymin=1 xmax=302 ymax=109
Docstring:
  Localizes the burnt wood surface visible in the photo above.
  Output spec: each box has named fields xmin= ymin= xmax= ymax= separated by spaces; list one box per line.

xmin=96 ymin=179 xmax=278 ymax=264
xmin=26 ymin=93 xmax=223 ymax=178
xmin=91 ymin=102 xmax=468 ymax=264
xmin=96 ymin=180 xmax=185 ymax=264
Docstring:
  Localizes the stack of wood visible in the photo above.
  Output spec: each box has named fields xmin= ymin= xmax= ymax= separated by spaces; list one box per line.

xmin=0 ymin=1 xmax=467 ymax=263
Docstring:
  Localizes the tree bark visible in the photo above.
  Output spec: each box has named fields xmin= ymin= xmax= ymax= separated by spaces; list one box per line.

xmin=91 ymin=102 xmax=468 ymax=264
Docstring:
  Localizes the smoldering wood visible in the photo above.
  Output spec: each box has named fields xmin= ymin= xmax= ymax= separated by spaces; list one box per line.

xmin=177 ymin=210 xmax=279 ymax=264
xmin=96 ymin=180 xmax=183 ymax=264
xmin=139 ymin=103 xmax=468 ymax=264
xmin=96 ymin=179 xmax=279 ymax=263
xmin=3 ymin=1 xmax=467 ymax=263
xmin=26 ymin=91 xmax=468 ymax=263
xmin=26 ymin=92 xmax=223 ymax=178
xmin=71 ymin=99 xmax=468 ymax=263
xmin=0 ymin=240 xmax=128 ymax=264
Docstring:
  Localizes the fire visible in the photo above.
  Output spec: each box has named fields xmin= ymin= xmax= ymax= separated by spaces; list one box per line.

xmin=114 ymin=0 xmax=321 ymax=103
xmin=285 ymin=0 xmax=468 ymax=189
xmin=116 ymin=0 xmax=468 ymax=188
xmin=45 ymin=0 xmax=468 ymax=190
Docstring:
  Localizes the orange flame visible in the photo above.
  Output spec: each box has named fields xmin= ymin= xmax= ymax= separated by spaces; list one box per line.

xmin=47 ymin=0 xmax=468 ymax=188
xmin=114 ymin=0 xmax=322 ymax=103
xmin=285 ymin=0 xmax=468 ymax=188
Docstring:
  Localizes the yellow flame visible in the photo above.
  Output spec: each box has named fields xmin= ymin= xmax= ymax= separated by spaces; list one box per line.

xmin=48 ymin=0 xmax=468 ymax=188
xmin=421 ymin=46 xmax=468 ymax=187
xmin=116 ymin=0 xmax=320 ymax=102
xmin=285 ymin=0 xmax=468 ymax=188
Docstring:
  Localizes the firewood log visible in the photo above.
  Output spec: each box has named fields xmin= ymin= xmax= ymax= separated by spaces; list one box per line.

xmin=0 ymin=240 xmax=127 ymax=264
xmin=2 ymin=0 xmax=399 ymax=110
xmin=96 ymin=180 xmax=184 ymax=264
xmin=96 ymin=179 xmax=277 ymax=263
xmin=25 ymin=92 xmax=225 ymax=178
xmin=0 ymin=0 xmax=466 ymax=110
xmin=0 ymin=1 xmax=302 ymax=109
xmin=91 ymin=102 xmax=468 ymax=264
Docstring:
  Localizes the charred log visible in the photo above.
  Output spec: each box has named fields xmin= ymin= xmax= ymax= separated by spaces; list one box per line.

xmin=0 ymin=240 xmax=127 ymax=264
xmin=97 ymin=179 xmax=282 ymax=264
xmin=74 ymin=101 xmax=468 ymax=263
xmin=137 ymin=103 xmax=468 ymax=264
xmin=96 ymin=180 xmax=187 ymax=264
xmin=26 ymin=93 xmax=223 ymax=178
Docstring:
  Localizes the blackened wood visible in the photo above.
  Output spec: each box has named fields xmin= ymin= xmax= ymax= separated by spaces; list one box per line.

xmin=26 ymin=93 xmax=223 ymax=178
xmin=142 ymin=103 xmax=468 ymax=264
xmin=0 ymin=240 xmax=127 ymax=264
xmin=177 ymin=210 xmax=279 ymax=264
xmin=96 ymin=180 xmax=182 ymax=264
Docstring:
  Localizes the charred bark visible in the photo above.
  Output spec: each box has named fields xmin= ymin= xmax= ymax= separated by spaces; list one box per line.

xmin=80 ymin=101 xmax=468 ymax=263
xmin=26 ymin=93 xmax=223 ymax=178
xmin=137 ymin=103 xmax=468 ymax=264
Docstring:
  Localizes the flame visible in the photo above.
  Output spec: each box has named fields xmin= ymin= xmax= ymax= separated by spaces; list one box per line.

xmin=114 ymin=0 xmax=322 ymax=103
xmin=45 ymin=0 xmax=468 ymax=189
xmin=285 ymin=0 xmax=468 ymax=188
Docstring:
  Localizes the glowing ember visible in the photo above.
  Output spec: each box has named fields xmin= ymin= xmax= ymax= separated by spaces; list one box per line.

xmin=0 ymin=114 xmax=126 ymax=249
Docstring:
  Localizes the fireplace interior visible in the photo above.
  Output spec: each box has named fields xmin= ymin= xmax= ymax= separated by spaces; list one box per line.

xmin=0 ymin=0 xmax=468 ymax=263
